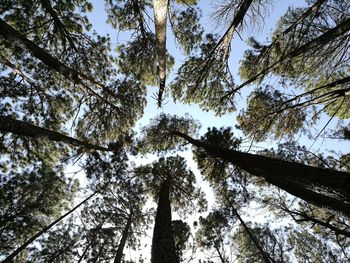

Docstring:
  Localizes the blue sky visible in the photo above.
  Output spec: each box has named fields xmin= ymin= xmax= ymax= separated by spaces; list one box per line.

xmin=73 ymin=1 xmax=350 ymax=261
xmin=86 ymin=0 xmax=350 ymax=156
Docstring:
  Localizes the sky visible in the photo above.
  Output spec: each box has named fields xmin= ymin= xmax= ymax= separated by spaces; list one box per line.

xmin=67 ymin=0 xmax=350 ymax=261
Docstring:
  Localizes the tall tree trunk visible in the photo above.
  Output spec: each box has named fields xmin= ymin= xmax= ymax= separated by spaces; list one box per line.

xmin=77 ymin=242 xmax=91 ymax=263
xmin=0 ymin=115 xmax=110 ymax=151
xmin=0 ymin=18 xmax=119 ymax=105
xmin=114 ymin=209 xmax=133 ymax=263
xmin=208 ymin=0 xmax=252 ymax=60
xmin=227 ymin=199 xmax=272 ymax=263
xmin=151 ymin=179 xmax=178 ymax=263
xmin=227 ymin=17 xmax=350 ymax=95
xmin=131 ymin=0 xmax=147 ymax=39
xmin=172 ymin=131 xmax=350 ymax=216
xmin=153 ymin=0 xmax=168 ymax=107
xmin=40 ymin=0 xmax=77 ymax=51
xmin=214 ymin=245 xmax=226 ymax=263
xmin=2 ymin=190 xmax=99 ymax=263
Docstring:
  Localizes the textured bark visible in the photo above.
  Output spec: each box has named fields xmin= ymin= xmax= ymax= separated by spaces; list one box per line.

xmin=2 ymin=190 xmax=99 ymax=263
xmin=172 ymin=131 xmax=350 ymax=216
xmin=151 ymin=179 xmax=178 ymax=263
xmin=153 ymin=0 xmax=168 ymax=107
xmin=114 ymin=209 xmax=133 ymax=263
xmin=0 ymin=115 xmax=110 ymax=151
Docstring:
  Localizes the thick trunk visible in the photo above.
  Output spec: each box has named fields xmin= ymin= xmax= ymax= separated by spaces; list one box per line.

xmin=153 ymin=0 xmax=168 ymax=107
xmin=2 ymin=190 xmax=99 ymax=263
xmin=151 ymin=179 xmax=178 ymax=263
xmin=0 ymin=115 xmax=110 ymax=151
xmin=114 ymin=209 xmax=133 ymax=263
xmin=172 ymin=131 xmax=350 ymax=216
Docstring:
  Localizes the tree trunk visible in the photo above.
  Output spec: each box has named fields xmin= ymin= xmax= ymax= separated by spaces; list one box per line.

xmin=214 ymin=245 xmax=227 ymax=263
xmin=172 ymin=131 xmax=350 ymax=216
xmin=153 ymin=0 xmax=168 ymax=107
xmin=151 ymin=179 xmax=178 ymax=263
xmin=40 ymin=0 xmax=77 ymax=51
xmin=227 ymin=199 xmax=272 ymax=263
xmin=230 ymin=17 xmax=350 ymax=93
xmin=114 ymin=209 xmax=133 ymax=263
xmin=0 ymin=115 xmax=110 ymax=151
xmin=2 ymin=190 xmax=99 ymax=263
xmin=0 ymin=18 xmax=119 ymax=104
xmin=77 ymin=242 xmax=91 ymax=263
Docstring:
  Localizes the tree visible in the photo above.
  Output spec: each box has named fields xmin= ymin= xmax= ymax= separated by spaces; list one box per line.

xmin=139 ymin=114 xmax=350 ymax=216
xmin=135 ymin=156 xmax=203 ymax=263
xmin=196 ymin=210 xmax=230 ymax=263
xmin=2 ymin=1 xmax=350 ymax=261
xmin=172 ymin=220 xmax=192 ymax=262
xmin=235 ymin=0 xmax=350 ymax=139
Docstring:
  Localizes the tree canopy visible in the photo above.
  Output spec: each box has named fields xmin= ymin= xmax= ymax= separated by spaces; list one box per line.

xmin=1 ymin=0 xmax=350 ymax=262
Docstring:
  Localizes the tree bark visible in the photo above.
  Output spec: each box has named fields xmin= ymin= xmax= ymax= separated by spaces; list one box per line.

xmin=114 ymin=209 xmax=133 ymax=263
xmin=151 ymin=179 xmax=178 ymax=263
xmin=0 ymin=115 xmax=110 ymax=151
xmin=153 ymin=0 xmax=168 ymax=107
xmin=172 ymin=131 xmax=350 ymax=216
xmin=2 ymin=190 xmax=99 ymax=263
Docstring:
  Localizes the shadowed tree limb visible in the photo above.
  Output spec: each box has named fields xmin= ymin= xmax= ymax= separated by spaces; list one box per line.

xmin=0 ymin=115 xmax=110 ymax=151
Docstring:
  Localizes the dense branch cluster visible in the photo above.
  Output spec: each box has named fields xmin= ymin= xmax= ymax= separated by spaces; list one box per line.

xmin=1 ymin=0 xmax=350 ymax=262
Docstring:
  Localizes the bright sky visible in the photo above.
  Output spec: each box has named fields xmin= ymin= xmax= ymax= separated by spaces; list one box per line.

xmin=72 ymin=1 xmax=350 ymax=261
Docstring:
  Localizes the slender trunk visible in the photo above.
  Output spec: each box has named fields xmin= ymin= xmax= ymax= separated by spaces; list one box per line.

xmin=229 ymin=17 xmax=350 ymax=94
xmin=227 ymin=199 xmax=272 ymax=263
xmin=0 ymin=18 xmax=119 ymax=104
xmin=153 ymin=0 xmax=168 ymax=107
xmin=0 ymin=115 xmax=110 ymax=151
xmin=77 ymin=242 xmax=91 ymax=263
xmin=281 ymin=0 xmax=326 ymax=37
xmin=40 ymin=0 xmax=77 ymax=51
xmin=151 ymin=179 xmax=178 ymax=263
xmin=131 ymin=0 xmax=147 ymax=39
xmin=286 ymin=210 xmax=350 ymax=238
xmin=2 ymin=190 xmax=99 ymax=263
xmin=208 ymin=0 xmax=253 ymax=59
xmin=214 ymin=245 xmax=226 ymax=263
xmin=172 ymin=131 xmax=350 ymax=216
xmin=114 ymin=209 xmax=133 ymax=263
